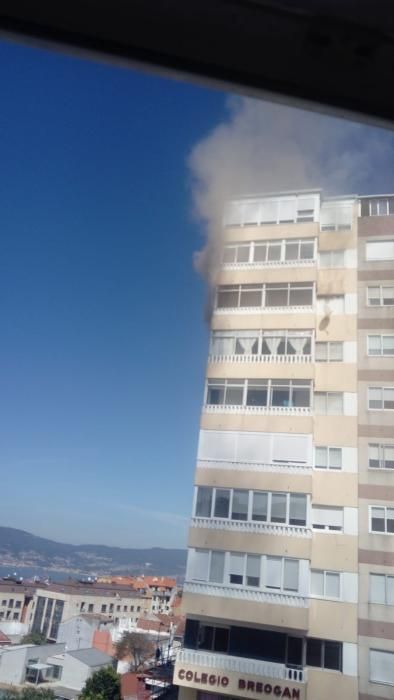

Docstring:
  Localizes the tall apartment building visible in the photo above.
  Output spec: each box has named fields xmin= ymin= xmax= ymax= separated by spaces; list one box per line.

xmin=174 ymin=192 xmax=394 ymax=700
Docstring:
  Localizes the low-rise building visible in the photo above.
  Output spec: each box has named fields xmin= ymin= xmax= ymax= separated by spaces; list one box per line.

xmin=0 ymin=642 xmax=65 ymax=684
xmin=28 ymin=581 xmax=150 ymax=640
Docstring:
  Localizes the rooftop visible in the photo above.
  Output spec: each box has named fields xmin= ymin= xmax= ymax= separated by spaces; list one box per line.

xmin=67 ymin=647 xmax=114 ymax=667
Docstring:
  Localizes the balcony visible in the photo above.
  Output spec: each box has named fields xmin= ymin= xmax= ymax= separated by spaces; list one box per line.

xmin=197 ymin=458 xmax=312 ymax=474
xmin=222 ymin=258 xmax=316 ymax=271
xmin=214 ymin=304 xmax=313 ymax=315
xmin=190 ymin=516 xmax=312 ymax=539
xmin=183 ymin=580 xmax=308 ymax=609
xmin=208 ymin=353 xmax=312 ymax=365
xmin=176 ymin=648 xmax=307 ymax=683
xmin=204 ymin=404 xmax=311 ymax=416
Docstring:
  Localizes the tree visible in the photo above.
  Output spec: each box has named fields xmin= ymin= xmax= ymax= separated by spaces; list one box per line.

xmin=80 ymin=666 xmax=121 ymax=700
xmin=20 ymin=631 xmax=47 ymax=645
xmin=114 ymin=631 xmax=153 ymax=671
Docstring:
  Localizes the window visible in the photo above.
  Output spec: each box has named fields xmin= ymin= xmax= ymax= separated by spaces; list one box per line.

xmin=311 ymin=570 xmax=340 ymax=599
xmin=206 ymin=378 xmax=312 ymax=409
xmin=316 ymin=295 xmax=345 ymax=314
xmin=368 ymin=386 xmax=394 ymax=410
xmin=224 ymin=194 xmax=318 ymax=227
xmin=209 ymin=551 xmax=225 ymax=584
xmin=306 ymin=639 xmax=342 ymax=671
xmin=195 ymin=486 xmax=212 ymax=517
xmin=101 ymin=605 xmax=107 ymax=613
xmin=315 ymin=446 xmax=342 ymax=470
xmin=367 ymin=286 xmax=394 ymax=306
xmin=369 ymin=649 xmax=394 ymax=685
xmin=109 ymin=604 xmax=114 ymax=612
xmin=369 ymin=574 xmax=394 ymax=605
xmin=216 ymin=283 xmax=314 ymax=310
xmin=1 ymin=601 xmax=6 ymax=606
xmin=265 ymin=557 xmax=299 ymax=592
xmin=194 ymin=487 xmax=307 ymax=527
xmin=320 ymin=200 xmax=353 ymax=230
xmin=223 ymin=242 xmax=251 ymax=263
xmin=315 ymin=342 xmax=343 ymax=362
xmin=88 ymin=604 xmax=94 ymax=612
xmin=361 ymin=197 xmax=394 ymax=217
xmin=369 ymin=444 xmax=394 ymax=470
xmin=314 ymin=392 xmax=343 ymax=414
xmin=366 ymin=240 xmax=394 ymax=261
xmin=319 ymin=250 xmax=345 ymax=267
xmin=367 ymin=335 xmax=394 ymax=356
xmin=209 ymin=330 xmax=312 ymax=358
xmin=8 ymin=600 xmax=13 ymax=608
xmin=370 ymin=506 xmax=394 ymax=534
xmin=13 ymin=612 xmax=19 ymax=620
xmin=223 ymin=238 xmax=315 ymax=265
xmin=15 ymin=601 xmax=21 ymax=609
xmin=312 ymin=506 xmax=343 ymax=532
xmin=198 ymin=624 xmax=229 ymax=652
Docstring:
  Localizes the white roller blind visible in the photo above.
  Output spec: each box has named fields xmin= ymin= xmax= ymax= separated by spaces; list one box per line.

xmin=369 ymin=649 xmax=394 ymax=684
xmin=370 ymin=574 xmax=385 ymax=603
xmin=265 ymin=557 xmax=282 ymax=589
xmin=272 ymin=434 xmax=310 ymax=463
xmin=260 ymin=199 xmax=278 ymax=223
xmin=229 ymin=553 xmax=244 ymax=576
xmin=188 ymin=549 xmax=209 ymax=581
xmin=283 ymin=560 xmax=299 ymax=591
xmin=197 ymin=430 xmax=236 ymax=461
xmin=236 ymin=432 xmax=270 ymax=463
xmin=312 ymin=506 xmax=343 ymax=527
xmin=209 ymin=551 xmax=225 ymax=584
xmin=279 ymin=199 xmax=296 ymax=222
xmin=224 ymin=201 xmax=243 ymax=226
xmin=243 ymin=200 xmax=262 ymax=224
xmin=366 ymin=240 xmax=394 ymax=261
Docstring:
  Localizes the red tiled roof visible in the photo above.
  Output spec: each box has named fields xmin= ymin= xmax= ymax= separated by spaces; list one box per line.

xmin=121 ymin=672 xmax=140 ymax=699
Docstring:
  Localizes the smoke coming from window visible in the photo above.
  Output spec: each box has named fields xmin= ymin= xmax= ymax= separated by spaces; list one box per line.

xmin=188 ymin=96 xmax=394 ymax=315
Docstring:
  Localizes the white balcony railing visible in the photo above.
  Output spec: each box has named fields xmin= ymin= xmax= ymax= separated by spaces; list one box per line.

xmin=214 ymin=305 xmax=313 ymax=315
xmin=176 ymin=649 xmax=307 ymax=683
xmin=183 ymin=580 xmax=309 ymax=608
xmin=197 ymin=458 xmax=312 ymax=474
xmin=190 ymin=516 xmax=312 ymax=538
xmin=222 ymin=259 xmax=316 ymax=271
xmin=204 ymin=404 xmax=311 ymax=416
xmin=208 ymin=353 xmax=312 ymax=364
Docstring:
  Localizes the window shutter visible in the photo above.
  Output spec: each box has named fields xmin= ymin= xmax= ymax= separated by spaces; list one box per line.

xmin=369 ymin=649 xmax=394 ymax=684
xmin=265 ymin=557 xmax=282 ymax=589
xmin=197 ymin=430 xmax=236 ymax=461
xmin=366 ymin=240 xmax=394 ymax=261
xmin=370 ymin=574 xmax=385 ymax=603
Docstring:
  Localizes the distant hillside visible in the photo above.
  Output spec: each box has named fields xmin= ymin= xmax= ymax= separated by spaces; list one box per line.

xmin=0 ymin=526 xmax=187 ymax=577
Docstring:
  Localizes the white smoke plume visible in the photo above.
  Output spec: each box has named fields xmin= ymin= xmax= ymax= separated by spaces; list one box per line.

xmin=188 ymin=96 xmax=394 ymax=303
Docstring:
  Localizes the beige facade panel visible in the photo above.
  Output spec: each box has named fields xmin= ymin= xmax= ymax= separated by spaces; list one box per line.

xmin=359 ymin=549 xmax=394 ymax=567
xmin=200 ymin=413 xmax=313 ymax=435
xmin=317 ymin=269 xmax=357 ymax=295
xmin=188 ymin=527 xmax=311 ymax=560
xmin=358 ymin=269 xmax=394 ymax=281
xmin=175 ymin=665 xmax=306 ymax=700
xmin=308 ymin=599 xmax=358 ymax=642
xmin=312 ymin=472 xmax=358 ymax=507
xmin=358 ymin=318 xmax=394 ymax=330
xmin=206 ymin=362 xmax=314 ymax=380
xmin=358 ymin=370 xmax=394 ymax=382
xmin=307 ymin=669 xmax=357 ymax=700
xmin=194 ymin=468 xmax=312 ymax=494
xmin=359 ymin=619 xmax=394 ymax=639
xmin=310 ymin=534 xmax=358 ymax=571
xmin=358 ymin=425 xmax=394 ymax=439
xmin=182 ymin=590 xmax=309 ymax=631
xmin=211 ymin=313 xmax=315 ymax=332
xmin=218 ymin=267 xmax=316 ymax=286
xmin=318 ymin=231 xmax=357 ymax=250
xmin=315 ymin=316 xmax=357 ymax=341
xmin=315 ymin=364 xmax=357 ymax=392
xmin=224 ymin=222 xmax=319 ymax=243
xmin=313 ymin=416 xmax=358 ymax=447
xmin=359 ymin=484 xmax=394 ymax=501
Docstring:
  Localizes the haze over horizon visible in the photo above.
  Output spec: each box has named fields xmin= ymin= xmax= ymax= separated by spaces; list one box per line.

xmin=1 ymin=39 xmax=394 ymax=549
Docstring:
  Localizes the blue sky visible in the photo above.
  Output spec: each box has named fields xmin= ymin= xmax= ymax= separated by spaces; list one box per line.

xmin=0 ymin=39 xmax=226 ymax=548
xmin=1 ymin=38 xmax=394 ymax=551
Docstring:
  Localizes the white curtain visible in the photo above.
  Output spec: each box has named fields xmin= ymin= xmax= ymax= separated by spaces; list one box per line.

xmin=265 ymin=336 xmax=282 ymax=355
xmin=288 ymin=336 xmax=308 ymax=355
xmin=237 ymin=337 xmax=258 ymax=354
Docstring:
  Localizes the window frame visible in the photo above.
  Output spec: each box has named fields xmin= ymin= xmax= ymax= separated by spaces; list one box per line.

xmin=315 ymin=341 xmax=344 ymax=362
xmin=206 ymin=378 xmax=312 ymax=409
xmin=367 ymin=285 xmax=394 ymax=307
xmin=367 ymin=335 xmax=394 ymax=357
xmin=369 ymin=505 xmax=394 ymax=535
xmin=369 ymin=573 xmax=394 ymax=605
xmin=310 ymin=569 xmax=341 ymax=600
xmin=368 ymin=386 xmax=394 ymax=411
xmin=314 ymin=446 xmax=342 ymax=470
xmin=215 ymin=283 xmax=314 ymax=310
xmin=318 ymin=250 xmax=345 ymax=268
xmin=366 ymin=239 xmax=394 ymax=262
xmin=314 ymin=392 xmax=344 ymax=415
xmin=368 ymin=443 xmax=394 ymax=470
xmin=311 ymin=505 xmax=344 ymax=532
